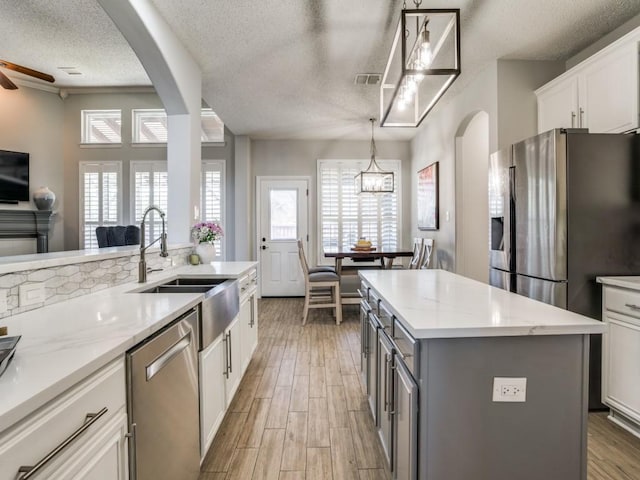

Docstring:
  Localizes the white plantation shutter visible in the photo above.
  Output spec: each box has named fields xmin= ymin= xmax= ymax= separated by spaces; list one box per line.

xmin=318 ymin=159 xmax=401 ymax=265
xmin=132 ymin=109 xmax=225 ymax=144
xmin=79 ymin=162 xmax=122 ymax=248
xmin=201 ymin=160 xmax=225 ymax=260
xmin=131 ymin=161 xmax=168 ymax=245
xmin=81 ymin=110 xmax=121 ymax=144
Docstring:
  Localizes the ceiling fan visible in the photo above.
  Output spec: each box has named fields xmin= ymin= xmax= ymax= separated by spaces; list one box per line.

xmin=0 ymin=60 xmax=55 ymax=90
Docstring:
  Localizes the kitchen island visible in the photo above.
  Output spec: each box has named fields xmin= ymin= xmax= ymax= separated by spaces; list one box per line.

xmin=359 ymin=269 xmax=605 ymax=480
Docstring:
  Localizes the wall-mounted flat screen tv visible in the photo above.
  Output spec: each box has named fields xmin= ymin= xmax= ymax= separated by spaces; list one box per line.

xmin=0 ymin=150 xmax=29 ymax=202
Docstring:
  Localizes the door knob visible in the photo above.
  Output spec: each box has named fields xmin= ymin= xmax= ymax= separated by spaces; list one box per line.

xmin=261 ymin=245 xmax=268 ymax=250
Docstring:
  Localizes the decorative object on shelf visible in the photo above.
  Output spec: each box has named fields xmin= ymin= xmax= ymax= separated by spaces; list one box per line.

xmin=32 ymin=186 xmax=56 ymax=210
xmin=191 ymin=221 xmax=223 ymax=264
xmin=355 ymin=118 xmax=394 ymax=194
xmin=417 ymin=161 xmax=439 ymax=230
xmin=380 ymin=1 xmax=460 ymax=127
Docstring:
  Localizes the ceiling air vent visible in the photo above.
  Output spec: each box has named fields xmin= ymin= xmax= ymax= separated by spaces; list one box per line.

xmin=354 ymin=73 xmax=381 ymax=85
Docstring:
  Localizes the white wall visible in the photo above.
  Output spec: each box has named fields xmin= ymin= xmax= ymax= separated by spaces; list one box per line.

xmin=0 ymin=86 xmax=65 ymax=255
xmin=251 ymin=139 xmax=412 ymax=265
xmin=411 ymin=59 xmax=563 ymax=276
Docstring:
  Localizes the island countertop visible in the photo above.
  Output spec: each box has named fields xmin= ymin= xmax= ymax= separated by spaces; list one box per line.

xmin=359 ymin=269 xmax=606 ymax=339
xmin=0 ymin=261 xmax=257 ymax=433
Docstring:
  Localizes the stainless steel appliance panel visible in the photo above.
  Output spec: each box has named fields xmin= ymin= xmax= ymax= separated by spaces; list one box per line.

xmin=489 ymin=268 xmax=515 ymax=292
xmin=127 ymin=309 xmax=200 ymax=480
xmin=516 ymin=275 xmax=567 ymax=309
xmin=488 ymin=147 xmax=513 ymax=271
xmin=514 ymin=129 xmax=567 ymax=281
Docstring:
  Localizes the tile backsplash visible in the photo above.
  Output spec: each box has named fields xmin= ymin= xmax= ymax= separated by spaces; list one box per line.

xmin=0 ymin=247 xmax=192 ymax=318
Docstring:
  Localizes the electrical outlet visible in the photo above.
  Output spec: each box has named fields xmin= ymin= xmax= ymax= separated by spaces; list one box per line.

xmin=492 ymin=377 xmax=527 ymax=402
xmin=19 ymin=283 xmax=46 ymax=307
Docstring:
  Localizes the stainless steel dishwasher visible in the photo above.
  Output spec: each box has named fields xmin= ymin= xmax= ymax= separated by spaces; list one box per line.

xmin=126 ymin=308 xmax=200 ymax=480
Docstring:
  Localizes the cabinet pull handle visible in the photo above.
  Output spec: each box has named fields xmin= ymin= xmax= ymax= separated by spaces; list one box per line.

xmin=17 ymin=407 xmax=108 ymax=479
xmin=571 ymin=111 xmax=576 ymax=128
xmin=579 ymin=108 xmax=584 ymax=128
xmin=228 ymin=331 xmax=233 ymax=374
xmin=625 ymin=303 xmax=640 ymax=311
xmin=383 ymin=354 xmax=389 ymax=412
xmin=388 ymin=363 xmax=396 ymax=420
xmin=223 ymin=334 xmax=229 ymax=378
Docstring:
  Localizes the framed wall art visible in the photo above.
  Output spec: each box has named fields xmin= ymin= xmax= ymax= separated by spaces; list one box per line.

xmin=417 ymin=161 xmax=439 ymax=231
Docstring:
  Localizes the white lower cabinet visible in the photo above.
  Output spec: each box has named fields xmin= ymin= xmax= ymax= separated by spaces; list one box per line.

xmin=239 ymin=292 xmax=258 ymax=373
xmin=225 ymin=316 xmax=242 ymax=405
xmin=0 ymin=358 xmax=128 ymax=480
xmin=199 ymin=334 xmax=227 ymax=459
xmin=602 ymin=284 xmax=640 ymax=436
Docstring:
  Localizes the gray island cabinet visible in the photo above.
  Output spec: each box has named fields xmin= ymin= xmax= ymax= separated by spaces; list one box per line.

xmin=358 ymin=269 xmax=605 ymax=480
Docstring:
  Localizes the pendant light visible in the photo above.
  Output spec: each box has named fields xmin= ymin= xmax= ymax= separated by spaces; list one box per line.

xmin=355 ymin=118 xmax=394 ymax=194
xmin=380 ymin=1 xmax=461 ymax=127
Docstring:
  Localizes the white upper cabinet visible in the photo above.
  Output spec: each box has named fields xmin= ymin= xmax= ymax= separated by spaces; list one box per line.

xmin=537 ymin=29 xmax=640 ymax=134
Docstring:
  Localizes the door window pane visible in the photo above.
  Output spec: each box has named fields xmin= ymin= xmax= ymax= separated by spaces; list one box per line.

xmin=270 ymin=189 xmax=297 ymax=240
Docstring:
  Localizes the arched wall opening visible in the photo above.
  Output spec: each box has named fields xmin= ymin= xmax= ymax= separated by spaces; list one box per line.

xmin=454 ymin=110 xmax=490 ymax=282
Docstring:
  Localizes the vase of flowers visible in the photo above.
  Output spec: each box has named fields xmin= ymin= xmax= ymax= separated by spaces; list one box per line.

xmin=191 ymin=221 xmax=223 ymax=264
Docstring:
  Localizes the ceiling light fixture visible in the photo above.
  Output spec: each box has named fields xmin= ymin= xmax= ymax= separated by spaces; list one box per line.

xmin=380 ymin=1 xmax=460 ymax=127
xmin=355 ymin=118 xmax=394 ymax=194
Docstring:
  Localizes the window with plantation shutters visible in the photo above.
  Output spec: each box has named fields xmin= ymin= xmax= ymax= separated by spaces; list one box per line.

xmin=81 ymin=110 xmax=122 ymax=144
xmin=318 ymin=159 xmax=401 ymax=265
xmin=79 ymin=162 xmax=122 ymax=248
xmin=201 ymin=160 xmax=225 ymax=260
xmin=132 ymin=109 xmax=225 ymax=144
xmin=131 ymin=161 xmax=168 ymax=245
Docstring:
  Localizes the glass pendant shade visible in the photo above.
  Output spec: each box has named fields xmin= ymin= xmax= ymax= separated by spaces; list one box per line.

xmin=355 ymin=156 xmax=394 ymax=193
xmin=356 ymin=118 xmax=394 ymax=194
xmin=380 ymin=8 xmax=461 ymax=127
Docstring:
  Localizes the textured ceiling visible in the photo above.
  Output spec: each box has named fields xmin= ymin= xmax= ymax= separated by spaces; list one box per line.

xmin=1 ymin=1 xmax=639 ymax=140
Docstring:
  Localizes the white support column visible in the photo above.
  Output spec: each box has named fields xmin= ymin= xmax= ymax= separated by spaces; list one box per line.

xmin=97 ymin=0 xmax=202 ymax=243
xmin=234 ymin=136 xmax=252 ymax=260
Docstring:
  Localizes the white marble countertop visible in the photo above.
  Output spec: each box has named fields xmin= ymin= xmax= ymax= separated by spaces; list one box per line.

xmin=596 ymin=276 xmax=640 ymax=290
xmin=0 ymin=261 xmax=257 ymax=433
xmin=359 ymin=269 xmax=606 ymax=339
xmin=0 ymin=243 xmax=193 ymax=275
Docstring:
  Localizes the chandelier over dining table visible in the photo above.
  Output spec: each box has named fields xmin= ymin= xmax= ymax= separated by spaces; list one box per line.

xmin=380 ymin=1 xmax=461 ymax=127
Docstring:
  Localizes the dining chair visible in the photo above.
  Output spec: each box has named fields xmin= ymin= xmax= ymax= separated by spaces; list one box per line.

xmin=408 ymin=237 xmax=425 ymax=269
xmin=297 ymin=240 xmax=342 ymax=325
xmin=297 ymin=240 xmax=336 ymax=274
xmin=418 ymin=238 xmax=434 ymax=269
xmin=95 ymin=225 xmax=140 ymax=248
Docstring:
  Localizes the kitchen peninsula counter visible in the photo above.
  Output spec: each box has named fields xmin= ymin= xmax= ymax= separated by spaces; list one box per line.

xmin=0 ymin=261 xmax=257 ymax=433
xmin=358 ymin=269 xmax=604 ymax=480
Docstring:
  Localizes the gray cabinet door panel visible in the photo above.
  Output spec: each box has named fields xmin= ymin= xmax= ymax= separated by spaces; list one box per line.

xmin=393 ymin=358 xmax=418 ymax=480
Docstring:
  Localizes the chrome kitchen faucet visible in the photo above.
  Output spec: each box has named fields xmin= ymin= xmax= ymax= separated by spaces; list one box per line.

xmin=138 ymin=205 xmax=168 ymax=283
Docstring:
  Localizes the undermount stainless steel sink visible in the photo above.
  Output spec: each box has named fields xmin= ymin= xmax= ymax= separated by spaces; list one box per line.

xmin=137 ymin=278 xmax=240 ymax=351
xmin=140 ymin=285 xmax=215 ymax=294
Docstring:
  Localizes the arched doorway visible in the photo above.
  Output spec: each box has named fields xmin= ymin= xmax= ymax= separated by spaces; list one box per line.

xmin=454 ymin=111 xmax=490 ymax=282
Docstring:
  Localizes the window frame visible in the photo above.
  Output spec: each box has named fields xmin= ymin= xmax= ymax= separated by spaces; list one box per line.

xmin=78 ymin=161 xmax=123 ymax=249
xmin=130 ymin=160 xmax=169 ymax=245
xmin=201 ymin=159 xmax=226 ymax=260
xmin=316 ymin=158 xmax=402 ymax=267
xmin=80 ymin=109 xmax=122 ymax=145
xmin=131 ymin=108 xmax=225 ymax=145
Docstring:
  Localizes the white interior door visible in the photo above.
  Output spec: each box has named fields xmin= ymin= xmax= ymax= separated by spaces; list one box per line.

xmin=259 ymin=178 xmax=308 ymax=296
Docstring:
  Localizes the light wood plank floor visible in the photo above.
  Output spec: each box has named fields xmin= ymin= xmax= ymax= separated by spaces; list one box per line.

xmin=200 ymin=298 xmax=640 ymax=480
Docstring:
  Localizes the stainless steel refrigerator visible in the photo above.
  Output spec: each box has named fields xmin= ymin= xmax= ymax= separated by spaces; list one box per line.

xmin=489 ymin=128 xmax=640 ymax=410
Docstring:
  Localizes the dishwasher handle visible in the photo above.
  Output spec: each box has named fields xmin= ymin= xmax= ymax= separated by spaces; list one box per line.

xmin=146 ymin=331 xmax=192 ymax=381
